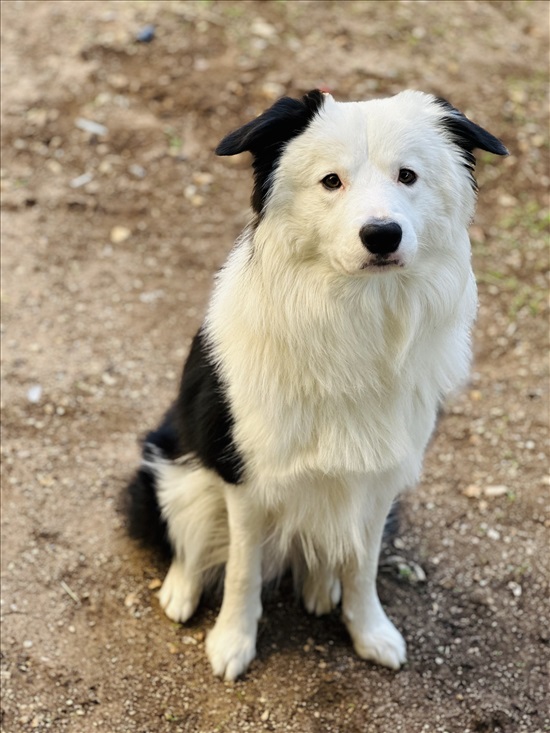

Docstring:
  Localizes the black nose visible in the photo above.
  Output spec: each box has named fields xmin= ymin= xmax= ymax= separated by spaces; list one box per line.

xmin=360 ymin=221 xmax=402 ymax=255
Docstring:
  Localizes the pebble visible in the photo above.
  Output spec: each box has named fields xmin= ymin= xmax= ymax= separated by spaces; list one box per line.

xmin=192 ymin=172 xmax=213 ymax=187
xmin=110 ymin=226 xmax=131 ymax=244
xmin=75 ymin=118 xmax=108 ymax=137
xmin=136 ymin=25 xmax=155 ymax=43
xmin=27 ymin=385 xmax=42 ymax=403
xmin=484 ymin=485 xmax=508 ymax=498
xmin=148 ymin=578 xmax=162 ymax=590
xmin=251 ymin=18 xmax=277 ymax=39
xmin=124 ymin=592 xmax=139 ymax=608
xmin=129 ymin=164 xmax=146 ymax=179
xmin=464 ymin=484 xmax=510 ymax=500
xmin=69 ymin=172 xmax=93 ymax=189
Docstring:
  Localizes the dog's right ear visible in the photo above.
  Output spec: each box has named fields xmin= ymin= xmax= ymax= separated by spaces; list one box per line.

xmin=215 ymin=90 xmax=325 ymax=157
xmin=216 ymin=90 xmax=326 ymax=213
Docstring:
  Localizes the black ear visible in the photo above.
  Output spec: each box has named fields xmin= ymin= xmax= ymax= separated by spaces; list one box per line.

xmin=435 ymin=97 xmax=508 ymax=156
xmin=216 ymin=90 xmax=325 ymax=156
xmin=216 ymin=90 xmax=326 ymax=213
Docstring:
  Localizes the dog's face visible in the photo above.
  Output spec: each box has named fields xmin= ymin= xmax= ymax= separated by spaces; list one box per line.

xmin=217 ymin=90 xmax=507 ymax=277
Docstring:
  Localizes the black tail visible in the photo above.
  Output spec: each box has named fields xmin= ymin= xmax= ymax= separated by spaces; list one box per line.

xmin=124 ymin=410 xmax=181 ymax=559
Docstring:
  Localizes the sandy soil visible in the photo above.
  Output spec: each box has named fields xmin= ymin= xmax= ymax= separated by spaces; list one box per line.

xmin=1 ymin=1 xmax=548 ymax=732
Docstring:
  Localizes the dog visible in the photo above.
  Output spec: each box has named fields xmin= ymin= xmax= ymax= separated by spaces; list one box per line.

xmin=126 ymin=89 xmax=507 ymax=680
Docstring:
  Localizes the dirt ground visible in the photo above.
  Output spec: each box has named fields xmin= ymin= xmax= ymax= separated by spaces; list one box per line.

xmin=1 ymin=1 xmax=548 ymax=732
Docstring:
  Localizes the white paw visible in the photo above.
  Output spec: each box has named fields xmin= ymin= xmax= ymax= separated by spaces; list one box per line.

xmin=158 ymin=559 xmax=201 ymax=624
xmin=349 ymin=616 xmax=407 ymax=670
xmin=206 ymin=619 xmax=258 ymax=681
xmin=303 ymin=571 xmax=341 ymax=616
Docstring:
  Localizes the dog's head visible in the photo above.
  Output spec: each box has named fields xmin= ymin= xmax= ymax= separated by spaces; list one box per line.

xmin=216 ymin=90 xmax=507 ymax=276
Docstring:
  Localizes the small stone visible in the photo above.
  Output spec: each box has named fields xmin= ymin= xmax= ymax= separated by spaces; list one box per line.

xmin=192 ymin=171 xmax=214 ymax=187
xmin=251 ymin=18 xmax=277 ymax=39
xmin=110 ymin=226 xmax=131 ymax=244
xmin=463 ymin=484 xmax=482 ymax=498
xmin=27 ymin=385 xmax=42 ymax=403
xmin=136 ymin=24 xmax=155 ymax=43
xmin=409 ymin=561 xmax=427 ymax=582
xmin=75 ymin=118 xmax=108 ymax=136
xmin=148 ymin=578 xmax=162 ymax=590
xmin=261 ymin=710 xmax=270 ymax=722
xmin=70 ymin=172 xmax=93 ymax=189
xmin=124 ymin=592 xmax=139 ymax=608
xmin=129 ymin=164 xmax=146 ymax=179
xmin=483 ymin=485 xmax=508 ymax=498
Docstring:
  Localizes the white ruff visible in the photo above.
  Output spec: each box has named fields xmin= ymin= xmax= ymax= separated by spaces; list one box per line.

xmin=208 ymin=238 xmax=475 ymax=475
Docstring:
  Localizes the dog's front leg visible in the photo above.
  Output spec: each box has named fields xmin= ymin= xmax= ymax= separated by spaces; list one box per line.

xmin=206 ymin=484 xmax=263 ymax=681
xmin=342 ymin=489 xmax=406 ymax=670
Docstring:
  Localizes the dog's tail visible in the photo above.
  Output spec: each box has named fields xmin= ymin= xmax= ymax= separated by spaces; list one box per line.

xmin=124 ymin=411 xmax=179 ymax=558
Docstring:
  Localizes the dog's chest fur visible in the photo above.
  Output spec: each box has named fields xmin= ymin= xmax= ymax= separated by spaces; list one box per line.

xmin=206 ymin=232 xmax=475 ymax=485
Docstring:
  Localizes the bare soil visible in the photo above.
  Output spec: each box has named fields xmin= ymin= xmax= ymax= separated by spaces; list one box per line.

xmin=1 ymin=2 xmax=548 ymax=732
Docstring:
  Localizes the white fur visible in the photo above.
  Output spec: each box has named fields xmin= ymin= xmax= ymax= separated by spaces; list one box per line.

xmin=154 ymin=91 xmax=479 ymax=679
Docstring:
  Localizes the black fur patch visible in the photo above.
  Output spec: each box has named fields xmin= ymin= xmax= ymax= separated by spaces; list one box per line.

xmin=174 ymin=330 xmax=244 ymax=485
xmin=435 ymin=98 xmax=508 ymax=190
xmin=124 ymin=331 xmax=244 ymax=554
xmin=216 ymin=89 xmax=326 ymax=214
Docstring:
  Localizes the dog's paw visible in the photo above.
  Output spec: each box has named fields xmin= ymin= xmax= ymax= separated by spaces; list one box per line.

xmin=348 ymin=616 xmax=406 ymax=670
xmin=302 ymin=570 xmax=341 ymax=616
xmin=158 ymin=559 xmax=201 ymax=624
xmin=206 ymin=620 xmax=257 ymax=681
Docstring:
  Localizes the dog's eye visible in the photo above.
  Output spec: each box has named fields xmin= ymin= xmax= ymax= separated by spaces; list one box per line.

xmin=398 ymin=168 xmax=417 ymax=185
xmin=321 ymin=173 xmax=343 ymax=190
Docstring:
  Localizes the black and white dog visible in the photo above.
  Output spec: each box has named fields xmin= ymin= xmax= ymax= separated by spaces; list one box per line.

xmin=126 ymin=90 xmax=507 ymax=680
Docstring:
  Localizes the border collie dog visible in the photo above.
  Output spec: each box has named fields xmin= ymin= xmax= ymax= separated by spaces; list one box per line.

xmin=126 ymin=90 xmax=507 ymax=680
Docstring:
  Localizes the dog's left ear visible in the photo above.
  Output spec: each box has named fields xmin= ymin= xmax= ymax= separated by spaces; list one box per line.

xmin=435 ymin=97 xmax=508 ymax=156
xmin=216 ymin=90 xmax=326 ymax=157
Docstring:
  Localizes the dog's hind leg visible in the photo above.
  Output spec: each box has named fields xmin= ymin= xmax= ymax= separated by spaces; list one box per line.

xmin=156 ymin=460 xmax=228 ymax=624
xmin=206 ymin=484 xmax=263 ymax=681
xmin=341 ymin=487 xmax=406 ymax=670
